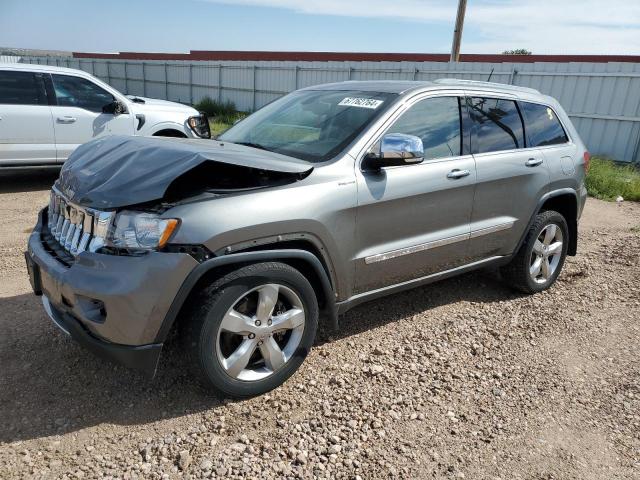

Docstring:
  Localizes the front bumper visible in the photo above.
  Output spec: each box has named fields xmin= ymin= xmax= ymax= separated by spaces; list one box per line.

xmin=41 ymin=295 xmax=163 ymax=373
xmin=26 ymin=208 xmax=199 ymax=372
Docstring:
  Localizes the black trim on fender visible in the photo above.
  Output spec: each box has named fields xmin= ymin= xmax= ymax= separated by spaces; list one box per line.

xmin=515 ymin=188 xmax=579 ymax=255
xmin=135 ymin=114 xmax=146 ymax=130
xmin=155 ymin=249 xmax=337 ymax=342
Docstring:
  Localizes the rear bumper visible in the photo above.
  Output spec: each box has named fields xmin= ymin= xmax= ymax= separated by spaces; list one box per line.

xmin=42 ymin=295 xmax=163 ymax=374
xmin=578 ymin=183 xmax=588 ymax=219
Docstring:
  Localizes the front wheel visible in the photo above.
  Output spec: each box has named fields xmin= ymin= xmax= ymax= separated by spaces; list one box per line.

xmin=182 ymin=262 xmax=319 ymax=398
xmin=501 ymin=210 xmax=569 ymax=294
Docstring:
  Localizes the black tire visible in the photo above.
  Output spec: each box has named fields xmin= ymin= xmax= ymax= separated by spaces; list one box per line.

xmin=501 ymin=210 xmax=569 ymax=294
xmin=182 ymin=262 xmax=318 ymax=398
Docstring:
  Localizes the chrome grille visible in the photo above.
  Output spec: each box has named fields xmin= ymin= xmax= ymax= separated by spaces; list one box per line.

xmin=47 ymin=187 xmax=114 ymax=256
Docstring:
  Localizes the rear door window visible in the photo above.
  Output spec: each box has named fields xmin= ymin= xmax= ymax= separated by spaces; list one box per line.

xmin=51 ymin=74 xmax=115 ymax=113
xmin=468 ymin=97 xmax=525 ymax=153
xmin=386 ymin=96 xmax=462 ymax=160
xmin=520 ymin=101 xmax=569 ymax=147
xmin=0 ymin=70 xmax=48 ymax=105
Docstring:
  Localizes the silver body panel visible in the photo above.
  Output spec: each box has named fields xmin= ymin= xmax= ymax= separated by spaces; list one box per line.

xmin=169 ymin=81 xmax=587 ymax=302
xmin=169 ymin=81 xmax=586 ymax=303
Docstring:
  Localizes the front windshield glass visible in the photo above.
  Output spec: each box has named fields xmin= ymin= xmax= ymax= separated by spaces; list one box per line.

xmin=219 ymin=90 xmax=396 ymax=162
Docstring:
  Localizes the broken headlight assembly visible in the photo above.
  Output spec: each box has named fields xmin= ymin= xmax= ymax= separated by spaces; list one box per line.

xmin=104 ymin=211 xmax=179 ymax=252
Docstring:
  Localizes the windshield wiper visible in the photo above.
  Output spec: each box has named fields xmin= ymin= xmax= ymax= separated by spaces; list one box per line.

xmin=233 ymin=141 xmax=272 ymax=152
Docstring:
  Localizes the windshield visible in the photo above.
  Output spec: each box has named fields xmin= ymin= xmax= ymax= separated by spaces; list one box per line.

xmin=219 ymin=90 xmax=396 ymax=162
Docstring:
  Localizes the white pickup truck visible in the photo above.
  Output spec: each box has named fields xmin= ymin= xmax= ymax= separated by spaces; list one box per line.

xmin=0 ymin=63 xmax=210 ymax=167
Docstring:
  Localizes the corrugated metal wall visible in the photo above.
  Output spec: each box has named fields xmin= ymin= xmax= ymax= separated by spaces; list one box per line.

xmin=0 ymin=55 xmax=22 ymax=63
xmin=14 ymin=56 xmax=640 ymax=163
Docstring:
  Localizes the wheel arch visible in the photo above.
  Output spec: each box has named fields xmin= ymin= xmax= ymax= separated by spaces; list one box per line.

xmin=517 ymin=189 xmax=579 ymax=256
xmin=152 ymin=128 xmax=187 ymax=138
xmin=155 ymin=248 xmax=337 ymax=343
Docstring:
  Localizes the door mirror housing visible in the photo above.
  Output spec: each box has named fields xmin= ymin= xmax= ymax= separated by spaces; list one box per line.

xmin=102 ymin=100 xmax=128 ymax=115
xmin=362 ymin=133 xmax=424 ymax=171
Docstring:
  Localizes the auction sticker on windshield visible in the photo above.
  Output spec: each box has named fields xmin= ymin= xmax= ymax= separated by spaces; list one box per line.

xmin=338 ymin=97 xmax=384 ymax=109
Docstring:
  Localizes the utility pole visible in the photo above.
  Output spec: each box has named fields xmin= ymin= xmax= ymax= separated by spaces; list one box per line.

xmin=450 ymin=0 xmax=467 ymax=62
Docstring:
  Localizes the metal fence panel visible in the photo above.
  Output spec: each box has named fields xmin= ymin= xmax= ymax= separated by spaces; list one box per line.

xmin=11 ymin=55 xmax=640 ymax=163
xmin=1 ymin=55 xmax=22 ymax=63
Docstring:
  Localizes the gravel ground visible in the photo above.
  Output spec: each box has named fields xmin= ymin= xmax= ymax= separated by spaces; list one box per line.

xmin=1 ymin=168 xmax=639 ymax=479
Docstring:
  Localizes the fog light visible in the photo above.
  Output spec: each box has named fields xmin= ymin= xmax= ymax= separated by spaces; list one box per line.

xmin=76 ymin=296 xmax=106 ymax=324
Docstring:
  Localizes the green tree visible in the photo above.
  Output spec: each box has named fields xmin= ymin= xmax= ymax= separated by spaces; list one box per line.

xmin=502 ymin=49 xmax=532 ymax=55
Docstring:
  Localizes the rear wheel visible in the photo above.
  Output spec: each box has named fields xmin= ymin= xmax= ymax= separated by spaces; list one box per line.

xmin=183 ymin=262 xmax=318 ymax=397
xmin=501 ymin=210 xmax=569 ymax=294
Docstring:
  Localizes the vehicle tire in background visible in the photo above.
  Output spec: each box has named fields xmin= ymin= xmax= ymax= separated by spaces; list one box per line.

xmin=501 ymin=210 xmax=569 ymax=294
xmin=182 ymin=262 xmax=318 ymax=398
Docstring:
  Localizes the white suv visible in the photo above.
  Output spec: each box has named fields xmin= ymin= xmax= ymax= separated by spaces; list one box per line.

xmin=0 ymin=63 xmax=210 ymax=167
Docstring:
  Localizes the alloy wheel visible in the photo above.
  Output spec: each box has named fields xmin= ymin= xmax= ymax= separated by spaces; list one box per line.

xmin=530 ymin=223 xmax=564 ymax=284
xmin=216 ymin=284 xmax=305 ymax=381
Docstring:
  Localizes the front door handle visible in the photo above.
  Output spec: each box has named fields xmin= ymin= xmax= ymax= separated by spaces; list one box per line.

xmin=447 ymin=169 xmax=471 ymax=179
xmin=57 ymin=116 xmax=77 ymax=124
xmin=525 ymin=158 xmax=543 ymax=167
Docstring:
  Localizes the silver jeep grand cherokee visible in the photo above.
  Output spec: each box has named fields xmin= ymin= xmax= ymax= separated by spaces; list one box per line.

xmin=26 ymin=79 xmax=589 ymax=397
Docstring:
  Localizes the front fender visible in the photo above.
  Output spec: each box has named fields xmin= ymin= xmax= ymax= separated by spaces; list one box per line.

xmin=154 ymin=249 xmax=338 ymax=342
xmin=143 ymin=121 xmax=193 ymax=137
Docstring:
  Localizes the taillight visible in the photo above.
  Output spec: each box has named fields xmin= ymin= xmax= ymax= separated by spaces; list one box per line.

xmin=583 ymin=151 xmax=591 ymax=173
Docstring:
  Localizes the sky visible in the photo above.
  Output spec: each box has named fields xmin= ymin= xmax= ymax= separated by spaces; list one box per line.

xmin=1 ymin=0 xmax=639 ymax=55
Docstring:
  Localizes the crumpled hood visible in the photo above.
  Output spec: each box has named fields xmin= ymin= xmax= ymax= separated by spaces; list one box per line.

xmin=56 ymin=135 xmax=314 ymax=209
xmin=126 ymin=96 xmax=199 ymax=115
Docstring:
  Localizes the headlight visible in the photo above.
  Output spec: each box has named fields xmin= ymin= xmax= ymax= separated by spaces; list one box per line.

xmin=105 ymin=211 xmax=179 ymax=251
xmin=188 ymin=113 xmax=211 ymax=138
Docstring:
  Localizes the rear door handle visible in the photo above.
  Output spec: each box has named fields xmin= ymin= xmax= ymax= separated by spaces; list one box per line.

xmin=57 ymin=116 xmax=77 ymax=124
xmin=525 ymin=158 xmax=543 ymax=167
xmin=447 ymin=169 xmax=471 ymax=179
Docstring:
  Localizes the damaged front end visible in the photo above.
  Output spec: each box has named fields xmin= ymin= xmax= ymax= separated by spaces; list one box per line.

xmin=56 ymin=135 xmax=314 ymax=210
xmin=161 ymin=160 xmax=305 ymax=204
xmin=48 ymin=135 xmax=314 ymax=260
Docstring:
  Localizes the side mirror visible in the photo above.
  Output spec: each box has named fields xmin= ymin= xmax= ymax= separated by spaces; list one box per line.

xmin=102 ymin=100 xmax=127 ymax=115
xmin=362 ymin=133 xmax=424 ymax=171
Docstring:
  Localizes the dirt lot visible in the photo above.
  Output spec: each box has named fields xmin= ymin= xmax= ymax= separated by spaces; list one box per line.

xmin=1 ymin=168 xmax=639 ymax=479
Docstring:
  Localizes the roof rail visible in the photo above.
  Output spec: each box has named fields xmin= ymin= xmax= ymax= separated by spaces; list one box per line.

xmin=433 ymin=78 xmax=540 ymax=95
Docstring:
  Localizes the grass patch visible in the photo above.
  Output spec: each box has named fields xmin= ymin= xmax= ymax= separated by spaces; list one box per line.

xmin=209 ymin=119 xmax=233 ymax=137
xmin=208 ymin=112 xmax=248 ymax=137
xmin=586 ymin=157 xmax=640 ymax=202
xmin=194 ymin=96 xmax=237 ymax=118
xmin=194 ymin=96 xmax=248 ymax=137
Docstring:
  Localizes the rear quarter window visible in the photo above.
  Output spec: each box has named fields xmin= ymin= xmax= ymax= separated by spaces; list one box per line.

xmin=520 ymin=101 xmax=569 ymax=147
xmin=468 ymin=97 xmax=525 ymax=154
xmin=0 ymin=70 xmax=48 ymax=105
